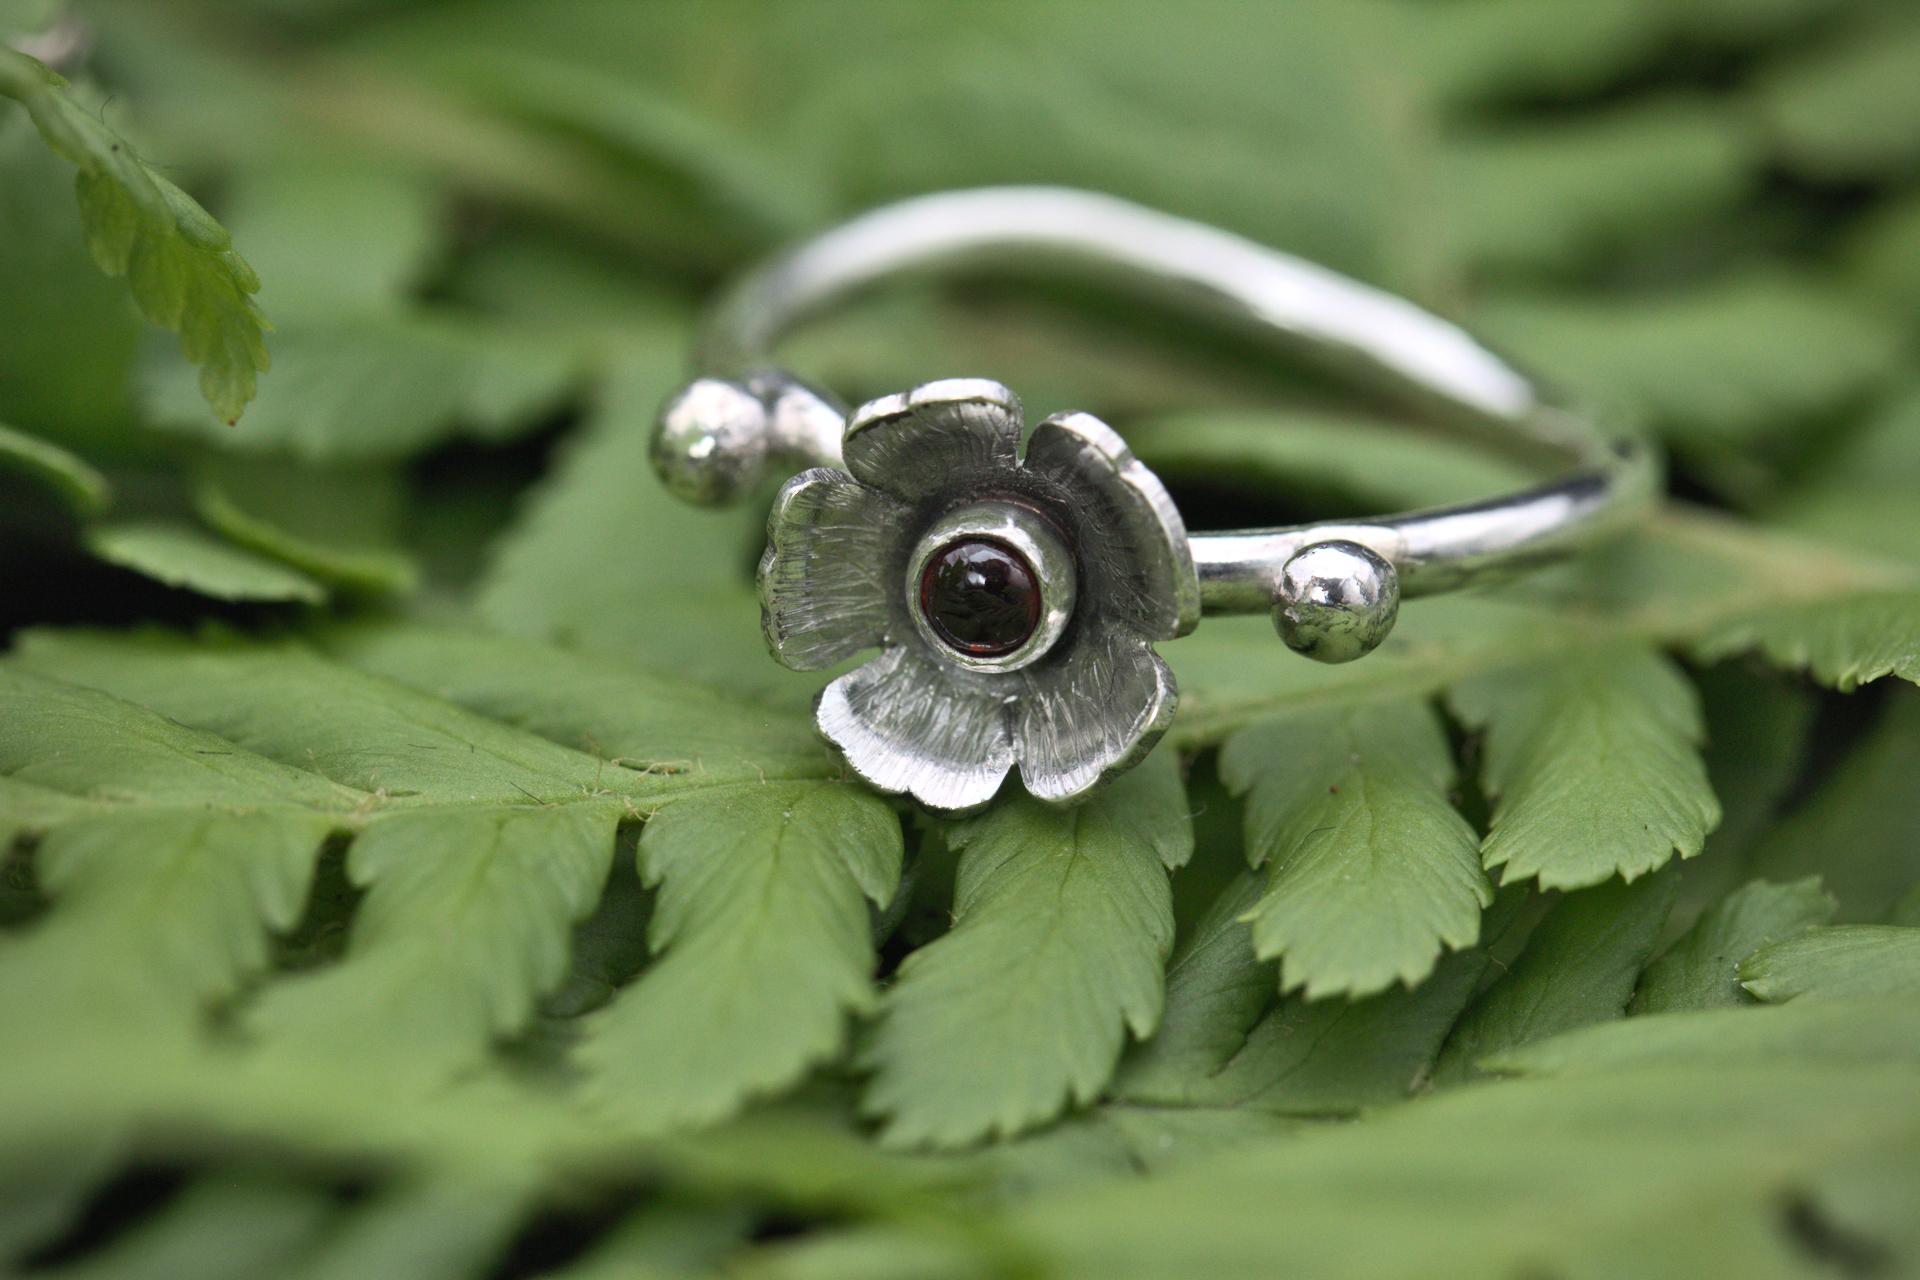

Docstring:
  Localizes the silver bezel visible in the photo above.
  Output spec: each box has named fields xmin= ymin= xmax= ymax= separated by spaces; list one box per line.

xmin=905 ymin=501 xmax=1077 ymax=675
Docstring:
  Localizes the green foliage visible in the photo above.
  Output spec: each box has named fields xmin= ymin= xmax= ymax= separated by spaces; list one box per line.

xmin=1760 ymin=10 xmax=1920 ymax=180
xmin=1115 ymin=874 xmax=1517 ymax=1117
xmin=583 ymin=781 xmax=903 ymax=1132
xmin=861 ymin=755 xmax=1189 ymax=1146
xmin=1018 ymin=1004 xmax=1920 ymax=1280
xmin=1477 ymin=275 xmax=1903 ymax=498
xmin=192 ymin=459 xmax=419 ymax=595
xmin=1636 ymin=877 xmax=1835 ymax=1012
xmin=1741 ymin=925 xmax=1920 ymax=1002
xmin=1441 ymin=98 xmax=1757 ymax=277
xmin=1737 ymin=690 xmax=1920 ymax=919
xmin=82 ymin=521 xmax=327 ymax=603
xmin=0 ymin=420 xmax=107 ymax=511
xmin=1697 ymin=592 xmax=1920 ymax=690
xmin=1223 ymin=701 xmax=1490 ymax=998
xmin=1449 ymin=647 xmax=1720 ymax=890
xmin=3 ymin=1 xmax=1920 ymax=1275
xmin=1433 ymin=869 xmax=1679 ymax=1082
xmin=0 ymin=48 xmax=268 ymax=424
xmin=0 ymin=114 xmax=141 ymax=452
xmin=249 ymin=801 xmax=620 ymax=1078
xmin=472 ymin=360 xmax=797 ymax=700
xmin=142 ymin=313 xmax=581 ymax=461
xmin=0 ymin=1 xmax=60 ymax=36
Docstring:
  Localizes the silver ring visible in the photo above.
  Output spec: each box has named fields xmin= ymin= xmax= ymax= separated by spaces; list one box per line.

xmin=651 ymin=187 xmax=1657 ymax=812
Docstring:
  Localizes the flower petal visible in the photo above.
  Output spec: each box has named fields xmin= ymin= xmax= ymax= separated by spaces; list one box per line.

xmin=817 ymin=647 xmax=1013 ymax=811
xmin=842 ymin=379 xmax=1022 ymax=500
xmin=759 ymin=468 xmax=908 ymax=670
xmin=1015 ymin=631 xmax=1177 ymax=804
xmin=1024 ymin=412 xmax=1200 ymax=640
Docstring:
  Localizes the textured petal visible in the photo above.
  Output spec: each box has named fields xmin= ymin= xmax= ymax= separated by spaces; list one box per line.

xmin=1015 ymin=632 xmax=1177 ymax=804
xmin=842 ymin=379 xmax=1022 ymax=500
xmin=1024 ymin=412 xmax=1199 ymax=640
xmin=759 ymin=469 xmax=907 ymax=670
xmin=817 ymin=647 xmax=1013 ymax=811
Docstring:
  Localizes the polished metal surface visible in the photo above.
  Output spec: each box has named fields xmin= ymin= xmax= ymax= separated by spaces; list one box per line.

xmin=1273 ymin=541 xmax=1400 ymax=664
xmin=656 ymin=187 xmax=1656 ymax=809
xmin=654 ymin=373 xmax=843 ymax=507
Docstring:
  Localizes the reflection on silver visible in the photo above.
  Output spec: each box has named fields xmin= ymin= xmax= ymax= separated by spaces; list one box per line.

xmin=1274 ymin=541 xmax=1400 ymax=664
xmin=656 ymin=188 xmax=1656 ymax=809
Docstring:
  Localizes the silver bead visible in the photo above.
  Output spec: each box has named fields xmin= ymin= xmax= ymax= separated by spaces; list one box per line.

xmin=652 ymin=378 xmax=770 ymax=506
xmin=1273 ymin=540 xmax=1399 ymax=663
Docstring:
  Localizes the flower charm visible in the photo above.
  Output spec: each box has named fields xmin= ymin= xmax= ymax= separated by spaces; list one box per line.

xmin=759 ymin=378 xmax=1200 ymax=811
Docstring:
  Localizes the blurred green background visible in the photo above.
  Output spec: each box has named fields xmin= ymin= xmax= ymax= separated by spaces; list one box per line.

xmin=5 ymin=0 xmax=1919 ymax=616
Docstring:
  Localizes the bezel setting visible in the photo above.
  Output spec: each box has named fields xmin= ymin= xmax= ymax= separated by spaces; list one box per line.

xmin=906 ymin=501 xmax=1077 ymax=675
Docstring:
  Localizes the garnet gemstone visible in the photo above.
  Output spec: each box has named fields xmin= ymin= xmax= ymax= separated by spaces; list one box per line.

xmin=918 ymin=538 xmax=1043 ymax=657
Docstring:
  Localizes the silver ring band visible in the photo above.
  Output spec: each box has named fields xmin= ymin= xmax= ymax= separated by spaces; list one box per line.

xmin=650 ymin=187 xmax=1657 ymax=809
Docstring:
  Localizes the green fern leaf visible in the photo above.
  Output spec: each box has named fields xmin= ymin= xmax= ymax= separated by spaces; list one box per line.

xmin=0 ymin=623 xmax=933 ymax=1158
xmin=1128 ymin=408 xmax=1531 ymax=510
xmin=1221 ymin=700 xmax=1491 ymax=999
xmin=0 ymin=666 xmax=351 ymax=1037
xmin=1016 ymin=1006 xmax=1920 ymax=1280
xmin=247 ymin=803 xmax=620 ymax=1078
xmin=142 ymin=313 xmax=580 ymax=462
xmin=0 ymin=48 xmax=267 ymax=424
xmin=1741 ymin=926 xmax=1920 ymax=1003
xmin=580 ymin=780 xmax=902 ymax=1131
xmin=1477 ymin=276 xmax=1902 ymax=480
xmin=1760 ymin=11 xmax=1920 ymax=181
xmin=1775 ymin=384 xmax=1920 ymax=565
xmin=1120 ymin=879 xmax=1532 ymax=1116
xmin=0 ymin=421 xmax=108 ymax=511
xmin=1636 ymin=877 xmax=1836 ymax=1013
xmin=473 ymin=363 xmax=789 ymax=696
xmin=1434 ymin=868 xmax=1677 ymax=1082
xmin=29 ymin=1180 xmax=335 ymax=1280
xmin=83 ymin=522 xmax=328 ymax=604
xmin=1696 ymin=591 xmax=1920 ymax=690
xmin=1450 ymin=646 xmax=1721 ymax=890
xmin=9 ymin=5 xmax=1920 ymax=1271
xmin=1111 ymin=871 xmax=1272 ymax=1104
xmin=192 ymin=460 xmax=419 ymax=596
xmin=861 ymin=754 xmax=1189 ymax=1148
xmin=1488 ymin=994 xmax=1920 ymax=1078
xmin=1443 ymin=98 xmax=1754 ymax=276
xmin=317 ymin=623 xmax=835 ymax=785
xmin=3 ymin=634 xmax=659 ymax=1076
xmin=323 ymin=624 xmax=903 ymax=1127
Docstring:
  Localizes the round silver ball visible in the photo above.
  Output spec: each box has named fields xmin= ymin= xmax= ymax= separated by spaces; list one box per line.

xmin=651 ymin=378 xmax=770 ymax=506
xmin=1273 ymin=540 xmax=1400 ymax=663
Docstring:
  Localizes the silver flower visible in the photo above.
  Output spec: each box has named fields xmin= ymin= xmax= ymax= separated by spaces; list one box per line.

xmin=759 ymin=378 xmax=1200 ymax=811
